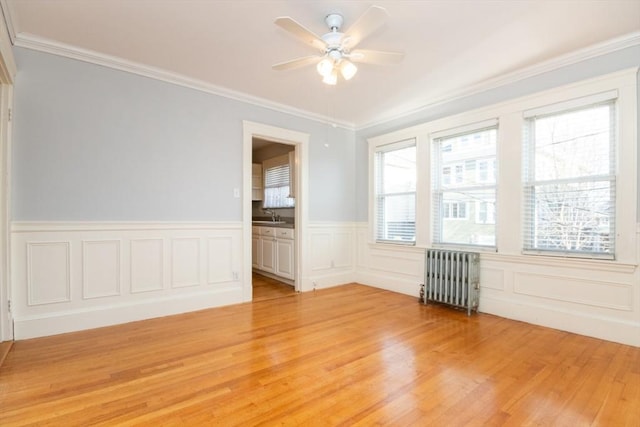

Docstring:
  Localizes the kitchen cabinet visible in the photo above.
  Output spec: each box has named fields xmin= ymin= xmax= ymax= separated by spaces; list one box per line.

xmin=252 ymin=226 xmax=295 ymax=281
xmin=275 ymin=228 xmax=294 ymax=280
xmin=259 ymin=227 xmax=276 ymax=273
xmin=251 ymin=226 xmax=261 ymax=269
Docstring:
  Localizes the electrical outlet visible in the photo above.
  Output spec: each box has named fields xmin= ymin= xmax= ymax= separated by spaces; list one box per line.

xmin=232 ymin=271 xmax=239 ymax=280
xmin=233 ymin=188 xmax=240 ymax=198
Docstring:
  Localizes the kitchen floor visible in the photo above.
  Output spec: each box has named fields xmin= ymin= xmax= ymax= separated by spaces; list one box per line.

xmin=252 ymin=272 xmax=296 ymax=301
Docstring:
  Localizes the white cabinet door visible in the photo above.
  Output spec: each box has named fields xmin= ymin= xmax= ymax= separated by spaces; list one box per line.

xmin=252 ymin=235 xmax=261 ymax=269
xmin=276 ymin=238 xmax=294 ymax=280
xmin=260 ymin=238 xmax=276 ymax=273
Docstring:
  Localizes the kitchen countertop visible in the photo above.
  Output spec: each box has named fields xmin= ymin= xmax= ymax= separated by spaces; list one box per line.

xmin=252 ymin=222 xmax=294 ymax=229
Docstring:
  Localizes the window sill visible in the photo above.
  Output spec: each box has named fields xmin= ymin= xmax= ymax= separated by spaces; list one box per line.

xmin=481 ymin=252 xmax=636 ymax=274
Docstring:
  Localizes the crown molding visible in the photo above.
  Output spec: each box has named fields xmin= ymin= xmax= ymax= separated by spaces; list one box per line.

xmin=9 ymin=27 xmax=639 ymax=132
xmin=13 ymin=32 xmax=355 ymax=130
xmin=357 ymin=31 xmax=640 ymax=131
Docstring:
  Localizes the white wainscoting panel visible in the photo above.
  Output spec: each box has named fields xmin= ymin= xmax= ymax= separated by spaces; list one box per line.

xmin=82 ymin=240 xmax=121 ymax=299
xmin=513 ymin=272 xmax=632 ymax=311
xmin=11 ymin=222 xmax=244 ymax=339
xmin=171 ymin=238 xmax=200 ymax=288
xmin=304 ymin=223 xmax=356 ymax=291
xmin=207 ymin=237 xmax=235 ymax=284
xmin=130 ymin=239 xmax=164 ymax=293
xmin=27 ymin=241 xmax=71 ymax=305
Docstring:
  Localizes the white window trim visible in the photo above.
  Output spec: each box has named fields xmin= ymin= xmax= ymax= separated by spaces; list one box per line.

xmin=522 ymin=96 xmax=617 ymax=258
xmin=366 ymin=68 xmax=636 ymax=264
xmin=372 ymin=139 xmax=417 ymax=245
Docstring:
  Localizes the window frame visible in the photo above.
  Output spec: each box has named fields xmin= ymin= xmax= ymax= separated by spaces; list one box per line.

xmin=431 ymin=119 xmax=499 ymax=250
xmin=522 ymin=92 xmax=617 ymax=259
xmin=366 ymin=69 xmax=636 ymax=266
xmin=262 ymin=154 xmax=295 ymax=209
xmin=372 ymin=138 xmax=417 ymax=245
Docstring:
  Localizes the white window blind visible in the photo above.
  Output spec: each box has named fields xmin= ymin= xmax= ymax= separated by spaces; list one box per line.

xmin=263 ymin=160 xmax=294 ymax=209
xmin=374 ymin=140 xmax=416 ymax=244
xmin=522 ymin=95 xmax=616 ymax=258
xmin=432 ymin=121 xmax=497 ymax=248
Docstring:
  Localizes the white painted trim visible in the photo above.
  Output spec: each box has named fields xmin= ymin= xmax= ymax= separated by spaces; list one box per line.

xmin=480 ymin=253 xmax=636 ymax=274
xmin=242 ymin=121 xmax=310 ymax=296
xmin=13 ymin=286 xmax=242 ymax=340
xmin=480 ymin=294 xmax=640 ymax=347
xmin=6 ymin=25 xmax=637 ymax=130
xmin=0 ymin=0 xmax=15 ymax=81
xmin=13 ymin=33 xmax=354 ymax=130
xmin=11 ymin=221 xmax=242 ymax=232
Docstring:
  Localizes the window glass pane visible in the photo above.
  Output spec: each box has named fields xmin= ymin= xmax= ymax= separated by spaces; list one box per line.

xmin=375 ymin=142 xmax=416 ymax=244
xmin=528 ymin=180 xmax=612 ymax=253
xmin=263 ymin=163 xmax=294 ymax=208
xmin=533 ymin=104 xmax=611 ymax=180
xmin=433 ymin=126 xmax=497 ymax=248
xmin=523 ymin=100 xmax=615 ymax=257
xmin=441 ymin=189 xmax=495 ymax=246
xmin=381 ymin=146 xmax=416 ymax=193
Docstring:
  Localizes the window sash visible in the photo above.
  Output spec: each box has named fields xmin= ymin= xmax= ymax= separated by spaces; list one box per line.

xmin=263 ymin=163 xmax=294 ymax=208
xmin=432 ymin=124 xmax=498 ymax=248
xmin=374 ymin=141 xmax=416 ymax=244
xmin=522 ymin=98 xmax=616 ymax=258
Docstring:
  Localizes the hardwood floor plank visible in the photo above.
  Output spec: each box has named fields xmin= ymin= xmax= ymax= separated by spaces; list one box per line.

xmin=1 ymin=283 xmax=638 ymax=426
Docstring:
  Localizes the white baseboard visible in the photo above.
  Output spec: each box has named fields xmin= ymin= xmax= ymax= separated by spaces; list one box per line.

xmin=480 ymin=294 xmax=640 ymax=347
xmin=14 ymin=286 xmax=242 ymax=339
xmin=355 ymin=271 xmax=422 ymax=298
xmin=304 ymin=271 xmax=356 ymax=291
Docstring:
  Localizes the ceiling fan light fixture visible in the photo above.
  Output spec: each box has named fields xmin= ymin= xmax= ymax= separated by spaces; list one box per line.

xmin=317 ymin=57 xmax=333 ymax=77
xmin=322 ymin=69 xmax=338 ymax=85
xmin=340 ymin=60 xmax=357 ymax=80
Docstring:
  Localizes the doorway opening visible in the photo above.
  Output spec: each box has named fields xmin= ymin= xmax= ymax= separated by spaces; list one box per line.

xmin=251 ymin=138 xmax=296 ymax=300
xmin=242 ymin=121 xmax=309 ymax=302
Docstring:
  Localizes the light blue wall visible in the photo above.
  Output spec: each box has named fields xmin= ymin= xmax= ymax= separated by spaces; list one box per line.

xmin=11 ymin=45 xmax=639 ymax=224
xmin=12 ymin=48 xmax=356 ymax=222
xmin=355 ymin=45 xmax=640 ymax=222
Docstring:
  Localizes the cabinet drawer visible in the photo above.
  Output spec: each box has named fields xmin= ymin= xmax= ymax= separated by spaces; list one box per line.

xmin=252 ymin=226 xmax=261 ymax=235
xmin=260 ymin=227 xmax=275 ymax=237
xmin=276 ymin=228 xmax=294 ymax=240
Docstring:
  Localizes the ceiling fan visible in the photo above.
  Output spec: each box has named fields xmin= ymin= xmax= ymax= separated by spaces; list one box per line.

xmin=272 ymin=5 xmax=404 ymax=85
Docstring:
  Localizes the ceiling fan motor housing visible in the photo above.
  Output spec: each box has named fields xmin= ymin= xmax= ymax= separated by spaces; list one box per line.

xmin=325 ymin=13 xmax=343 ymax=31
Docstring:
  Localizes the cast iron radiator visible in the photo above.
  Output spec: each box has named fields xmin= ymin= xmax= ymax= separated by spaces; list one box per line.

xmin=422 ymin=249 xmax=479 ymax=315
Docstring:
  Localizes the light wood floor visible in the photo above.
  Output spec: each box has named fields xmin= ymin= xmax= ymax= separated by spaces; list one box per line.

xmin=252 ymin=272 xmax=296 ymax=301
xmin=1 ymin=284 xmax=638 ymax=426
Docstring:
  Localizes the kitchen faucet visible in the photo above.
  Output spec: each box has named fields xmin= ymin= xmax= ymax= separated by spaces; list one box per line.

xmin=263 ymin=209 xmax=279 ymax=222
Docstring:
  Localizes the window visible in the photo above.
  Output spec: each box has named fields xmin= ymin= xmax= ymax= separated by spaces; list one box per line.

xmin=374 ymin=140 xmax=416 ymax=243
xmin=432 ymin=120 xmax=498 ymax=248
xmin=523 ymin=93 xmax=616 ymax=258
xmin=444 ymin=202 xmax=467 ymax=219
xmin=476 ymin=201 xmax=495 ymax=224
xmin=263 ymin=155 xmax=295 ymax=209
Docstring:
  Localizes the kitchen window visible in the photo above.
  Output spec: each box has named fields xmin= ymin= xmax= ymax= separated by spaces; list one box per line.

xmin=263 ymin=155 xmax=295 ymax=209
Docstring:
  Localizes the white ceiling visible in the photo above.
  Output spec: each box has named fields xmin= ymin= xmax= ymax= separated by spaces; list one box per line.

xmin=3 ymin=0 xmax=639 ymax=129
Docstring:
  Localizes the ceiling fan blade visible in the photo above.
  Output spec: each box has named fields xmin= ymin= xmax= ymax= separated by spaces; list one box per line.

xmin=349 ymin=49 xmax=404 ymax=65
xmin=343 ymin=5 xmax=389 ymax=49
xmin=275 ymin=17 xmax=327 ymax=51
xmin=272 ymin=56 xmax=320 ymax=71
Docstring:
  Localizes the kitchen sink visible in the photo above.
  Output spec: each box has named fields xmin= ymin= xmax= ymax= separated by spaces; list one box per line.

xmin=252 ymin=220 xmax=287 ymax=225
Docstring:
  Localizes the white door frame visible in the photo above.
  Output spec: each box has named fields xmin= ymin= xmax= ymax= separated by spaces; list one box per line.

xmin=0 ymin=4 xmax=16 ymax=342
xmin=242 ymin=121 xmax=309 ymax=298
